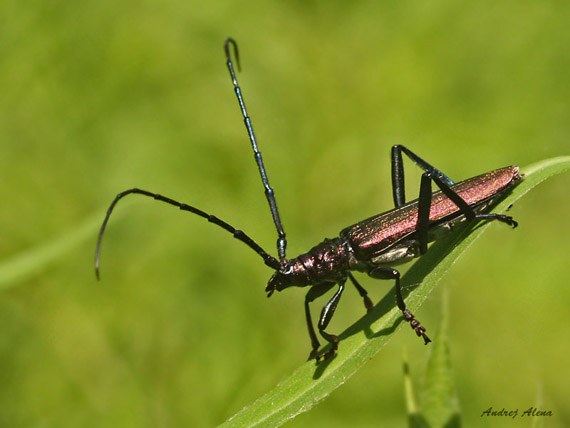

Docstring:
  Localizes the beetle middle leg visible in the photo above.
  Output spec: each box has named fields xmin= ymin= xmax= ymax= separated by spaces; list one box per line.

xmin=305 ymin=279 xmax=346 ymax=361
xmin=348 ymin=272 xmax=374 ymax=312
xmin=369 ymin=267 xmax=431 ymax=345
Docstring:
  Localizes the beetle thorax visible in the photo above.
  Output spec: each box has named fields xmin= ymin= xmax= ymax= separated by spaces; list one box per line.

xmin=265 ymin=237 xmax=350 ymax=296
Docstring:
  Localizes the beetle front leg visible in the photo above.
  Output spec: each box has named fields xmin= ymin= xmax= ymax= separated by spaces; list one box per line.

xmin=316 ymin=280 xmax=346 ymax=361
xmin=369 ymin=267 xmax=431 ymax=345
xmin=305 ymin=280 xmax=346 ymax=362
xmin=305 ymin=282 xmax=336 ymax=361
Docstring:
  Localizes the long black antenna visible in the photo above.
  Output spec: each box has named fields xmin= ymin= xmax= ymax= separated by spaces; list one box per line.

xmin=94 ymin=189 xmax=281 ymax=279
xmin=94 ymin=39 xmax=291 ymax=279
xmin=224 ymin=38 xmax=288 ymax=262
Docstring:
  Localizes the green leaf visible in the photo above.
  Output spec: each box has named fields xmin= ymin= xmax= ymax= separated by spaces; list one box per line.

xmin=403 ymin=289 xmax=460 ymax=428
xmin=219 ymin=156 xmax=570 ymax=428
xmin=403 ymin=346 xmax=429 ymax=428
xmin=420 ymin=290 xmax=461 ymax=428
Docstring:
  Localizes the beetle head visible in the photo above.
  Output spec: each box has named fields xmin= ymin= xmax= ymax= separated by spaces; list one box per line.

xmin=265 ymin=261 xmax=306 ymax=297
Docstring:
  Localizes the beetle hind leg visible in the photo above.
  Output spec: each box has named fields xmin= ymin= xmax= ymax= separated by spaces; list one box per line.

xmin=369 ymin=267 xmax=431 ymax=345
xmin=391 ymin=145 xmax=455 ymax=208
xmin=476 ymin=213 xmax=518 ymax=228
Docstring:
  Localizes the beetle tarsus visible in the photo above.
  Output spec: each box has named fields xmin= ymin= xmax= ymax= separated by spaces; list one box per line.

xmin=308 ymin=348 xmax=318 ymax=361
xmin=495 ymin=214 xmax=518 ymax=228
xmin=403 ymin=309 xmax=431 ymax=345
xmin=506 ymin=216 xmax=518 ymax=228
xmin=314 ymin=336 xmax=339 ymax=362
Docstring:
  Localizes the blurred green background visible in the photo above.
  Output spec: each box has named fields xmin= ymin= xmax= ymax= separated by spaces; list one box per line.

xmin=1 ymin=0 xmax=568 ymax=426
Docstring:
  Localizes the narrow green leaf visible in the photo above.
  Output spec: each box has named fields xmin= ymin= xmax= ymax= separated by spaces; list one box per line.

xmin=219 ymin=156 xmax=570 ymax=428
xmin=403 ymin=347 xmax=429 ymax=428
xmin=420 ymin=290 xmax=461 ymax=428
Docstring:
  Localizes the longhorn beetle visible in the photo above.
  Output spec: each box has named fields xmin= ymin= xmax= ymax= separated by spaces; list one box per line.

xmin=95 ymin=38 xmax=523 ymax=362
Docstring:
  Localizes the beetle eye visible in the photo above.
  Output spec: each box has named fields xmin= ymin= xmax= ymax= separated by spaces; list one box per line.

xmin=280 ymin=264 xmax=294 ymax=275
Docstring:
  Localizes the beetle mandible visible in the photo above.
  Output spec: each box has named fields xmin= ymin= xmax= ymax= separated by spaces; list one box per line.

xmin=95 ymin=38 xmax=522 ymax=361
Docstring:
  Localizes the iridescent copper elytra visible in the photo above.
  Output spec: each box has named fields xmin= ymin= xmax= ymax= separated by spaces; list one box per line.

xmin=95 ymin=38 xmax=523 ymax=362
